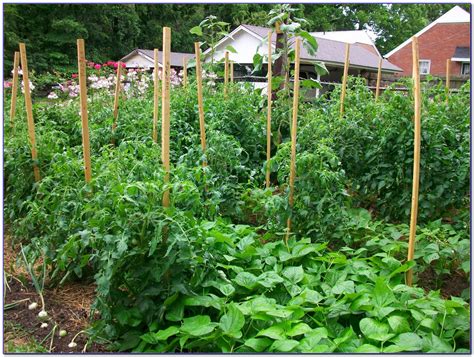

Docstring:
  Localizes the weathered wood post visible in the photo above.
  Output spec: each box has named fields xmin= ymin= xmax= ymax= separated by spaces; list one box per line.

xmin=285 ymin=38 xmax=301 ymax=243
xmin=406 ymin=36 xmax=422 ymax=286
xmin=77 ymin=39 xmax=92 ymax=184
xmin=194 ymin=42 xmax=207 ymax=167
xmin=340 ymin=43 xmax=350 ymax=116
xmin=10 ymin=51 xmax=20 ymax=129
xmin=112 ymin=61 xmax=122 ymax=140
xmin=182 ymin=57 xmax=188 ymax=89
xmin=265 ymin=30 xmax=273 ymax=189
xmin=375 ymin=58 xmax=382 ymax=101
xmin=162 ymin=28 xmax=171 ymax=209
xmin=224 ymin=51 xmax=229 ymax=98
xmin=19 ymin=43 xmax=41 ymax=182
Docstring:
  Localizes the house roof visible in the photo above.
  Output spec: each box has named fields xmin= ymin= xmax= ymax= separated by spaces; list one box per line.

xmin=452 ymin=46 xmax=470 ymax=61
xmin=385 ymin=5 xmax=470 ymax=58
xmin=120 ymin=49 xmax=194 ymax=67
xmin=310 ymin=30 xmax=381 ymax=56
xmin=239 ymin=24 xmax=400 ymax=73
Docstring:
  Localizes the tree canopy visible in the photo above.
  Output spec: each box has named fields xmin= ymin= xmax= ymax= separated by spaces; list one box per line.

xmin=4 ymin=3 xmax=470 ymax=73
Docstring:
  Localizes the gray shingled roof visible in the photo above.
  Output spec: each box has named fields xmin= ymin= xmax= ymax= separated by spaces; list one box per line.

xmin=453 ymin=46 xmax=470 ymax=59
xmin=241 ymin=24 xmax=401 ymax=72
xmin=121 ymin=49 xmax=194 ymax=67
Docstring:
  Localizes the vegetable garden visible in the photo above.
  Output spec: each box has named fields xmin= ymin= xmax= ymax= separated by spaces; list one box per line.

xmin=3 ymin=18 xmax=470 ymax=353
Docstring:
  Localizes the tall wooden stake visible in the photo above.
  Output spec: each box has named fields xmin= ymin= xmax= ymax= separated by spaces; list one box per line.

xmin=19 ymin=43 xmax=40 ymax=182
xmin=182 ymin=57 xmax=187 ymax=89
xmin=406 ymin=36 xmax=422 ymax=286
xmin=194 ymin=42 xmax=207 ymax=167
xmin=162 ymin=28 xmax=171 ymax=208
xmin=445 ymin=58 xmax=451 ymax=101
xmin=375 ymin=57 xmax=382 ymax=101
xmin=77 ymin=39 xmax=92 ymax=183
xmin=153 ymin=49 xmax=160 ymax=143
xmin=340 ymin=43 xmax=350 ymax=116
xmin=10 ymin=51 xmax=20 ymax=129
xmin=230 ymin=62 xmax=234 ymax=83
xmin=224 ymin=51 xmax=229 ymax=98
xmin=112 ymin=61 xmax=122 ymax=135
xmin=265 ymin=30 xmax=273 ymax=189
xmin=285 ymin=38 xmax=301 ymax=243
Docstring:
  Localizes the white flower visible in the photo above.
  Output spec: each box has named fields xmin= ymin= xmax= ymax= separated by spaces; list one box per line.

xmin=28 ymin=302 xmax=38 ymax=310
xmin=68 ymin=342 xmax=77 ymax=348
xmin=47 ymin=92 xmax=58 ymax=99
xmin=41 ymin=323 xmax=48 ymax=328
xmin=38 ymin=310 xmax=48 ymax=320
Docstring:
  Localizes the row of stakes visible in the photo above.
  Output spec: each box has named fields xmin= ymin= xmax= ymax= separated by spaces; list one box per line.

xmin=10 ymin=28 xmax=439 ymax=287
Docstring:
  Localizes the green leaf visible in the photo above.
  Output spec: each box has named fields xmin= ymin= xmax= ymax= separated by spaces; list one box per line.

xmin=233 ymin=272 xmax=258 ymax=290
xmin=165 ymin=300 xmax=184 ymax=322
xmin=387 ymin=315 xmax=410 ymax=334
xmin=225 ymin=45 xmax=237 ymax=54
xmin=287 ymin=322 xmax=312 ymax=337
xmin=252 ymin=53 xmax=263 ymax=74
xmin=217 ymin=283 xmax=235 ymax=297
xmin=298 ymin=30 xmax=318 ymax=54
xmin=331 ymin=280 xmax=355 ymax=295
xmin=258 ymin=271 xmax=284 ymax=288
xmin=355 ymin=344 xmax=380 ymax=352
xmin=359 ymin=317 xmax=393 ymax=341
xmin=282 ymin=266 xmax=304 ymax=284
xmin=257 ymin=325 xmax=286 ymax=340
xmin=391 ymin=332 xmax=423 ymax=351
xmin=219 ymin=304 xmax=245 ymax=338
xmin=269 ymin=339 xmax=299 ymax=352
xmin=373 ymin=277 xmax=395 ymax=307
xmin=180 ymin=315 xmax=216 ymax=336
xmin=422 ymin=333 xmax=453 ymax=353
xmin=183 ymin=294 xmax=222 ymax=310
xmin=244 ymin=338 xmax=272 ymax=352
xmin=190 ymin=26 xmax=203 ymax=36
xmin=154 ymin=326 xmax=179 ymax=341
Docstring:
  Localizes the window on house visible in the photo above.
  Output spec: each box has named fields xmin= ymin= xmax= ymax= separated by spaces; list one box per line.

xmin=461 ymin=62 xmax=470 ymax=75
xmin=419 ymin=60 xmax=430 ymax=75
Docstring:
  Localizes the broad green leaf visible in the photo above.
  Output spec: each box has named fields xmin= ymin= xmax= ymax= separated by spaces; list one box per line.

xmin=359 ymin=317 xmax=392 ymax=341
xmin=217 ymin=283 xmax=235 ymax=297
xmin=391 ymin=332 xmax=423 ymax=351
xmin=154 ymin=326 xmax=179 ymax=341
xmin=180 ymin=315 xmax=216 ymax=336
xmin=219 ymin=304 xmax=245 ymax=338
xmin=422 ymin=333 xmax=453 ymax=353
xmin=233 ymin=272 xmax=258 ymax=290
xmin=373 ymin=276 xmax=395 ymax=307
xmin=257 ymin=325 xmax=286 ymax=340
xmin=225 ymin=45 xmax=237 ymax=54
xmin=244 ymin=337 xmax=272 ymax=352
xmin=287 ymin=322 xmax=312 ymax=337
xmin=189 ymin=26 xmax=203 ymax=36
xmin=269 ymin=339 xmax=299 ymax=352
xmin=140 ymin=332 xmax=159 ymax=344
xmin=282 ymin=266 xmax=304 ymax=284
xmin=183 ymin=294 xmax=222 ymax=310
xmin=355 ymin=344 xmax=380 ymax=352
xmin=387 ymin=315 xmax=410 ymax=334
xmin=258 ymin=271 xmax=284 ymax=288
xmin=331 ymin=280 xmax=355 ymax=295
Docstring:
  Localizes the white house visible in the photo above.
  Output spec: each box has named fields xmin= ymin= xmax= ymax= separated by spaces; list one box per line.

xmin=120 ymin=49 xmax=194 ymax=69
xmin=204 ymin=24 xmax=401 ymax=92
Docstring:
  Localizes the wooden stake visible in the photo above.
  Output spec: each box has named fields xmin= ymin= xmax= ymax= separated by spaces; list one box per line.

xmin=375 ymin=57 xmax=382 ymax=101
xmin=230 ymin=62 xmax=234 ymax=83
xmin=285 ymin=38 xmax=301 ymax=243
xmin=340 ymin=43 xmax=350 ymax=116
xmin=153 ymin=48 xmax=160 ymax=143
xmin=445 ymin=58 xmax=451 ymax=101
xmin=162 ymin=28 xmax=171 ymax=208
xmin=77 ymin=39 xmax=92 ymax=184
xmin=265 ymin=30 xmax=272 ymax=189
xmin=194 ymin=42 xmax=207 ymax=167
xmin=224 ymin=51 xmax=229 ymax=98
xmin=182 ymin=57 xmax=187 ymax=89
xmin=10 ymin=51 xmax=20 ymax=129
xmin=112 ymin=61 xmax=122 ymax=134
xmin=19 ymin=43 xmax=40 ymax=182
xmin=406 ymin=36 xmax=422 ymax=286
